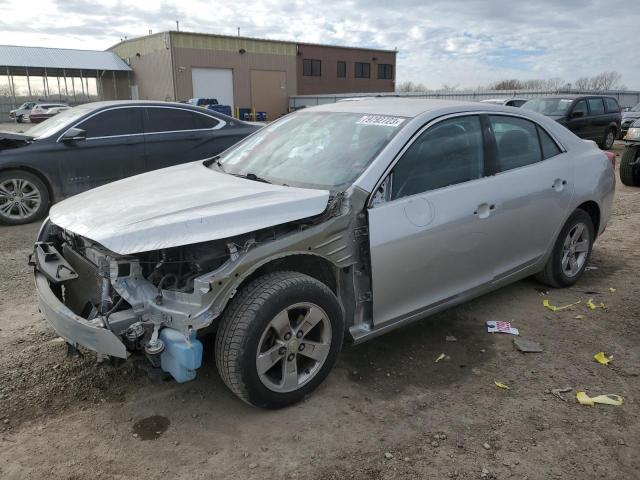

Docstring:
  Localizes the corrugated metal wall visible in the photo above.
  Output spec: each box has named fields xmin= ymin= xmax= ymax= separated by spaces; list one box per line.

xmin=290 ymin=89 xmax=640 ymax=109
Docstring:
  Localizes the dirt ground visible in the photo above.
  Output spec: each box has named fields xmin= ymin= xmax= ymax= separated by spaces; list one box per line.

xmin=0 ymin=141 xmax=638 ymax=480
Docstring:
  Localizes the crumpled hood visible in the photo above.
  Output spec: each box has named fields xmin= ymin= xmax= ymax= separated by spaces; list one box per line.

xmin=622 ymin=111 xmax=640 ymax=121
xmin=49 ymin=161 xmax=330 ymax=254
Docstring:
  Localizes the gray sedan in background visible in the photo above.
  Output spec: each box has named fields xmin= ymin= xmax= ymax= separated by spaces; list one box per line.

xmin=33 ymin=99 xmax=615 ymax=408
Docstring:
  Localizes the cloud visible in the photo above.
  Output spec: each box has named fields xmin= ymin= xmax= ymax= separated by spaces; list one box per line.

xmin=0 ymin=0 xmax=637 ymax=89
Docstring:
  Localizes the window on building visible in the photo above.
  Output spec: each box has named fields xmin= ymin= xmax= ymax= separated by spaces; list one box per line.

xmin=355 ymin=62 xmax=370 ymax=79
xmin=77 ymin=108 xmax=143 ymax=138
xmin=377 ymin=64 xmax=393 ymax=80
xmin=303 ymin=59 xmax=322 ymax=77
xmin=337 ymin=61 xmax=346 ymax=78
xmin=145 ymin=107 xmax=220 ymax=133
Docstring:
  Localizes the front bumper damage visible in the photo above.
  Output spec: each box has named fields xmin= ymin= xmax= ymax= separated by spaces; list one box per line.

xmin=34 ymin=272 xmax=128 ymax=358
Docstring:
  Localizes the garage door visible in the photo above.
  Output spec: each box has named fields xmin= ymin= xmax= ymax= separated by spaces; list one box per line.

xmin=250 ymin=70 xmax=287 ymax=122
xmin=191 ymin=68 xmax=234 ymax=110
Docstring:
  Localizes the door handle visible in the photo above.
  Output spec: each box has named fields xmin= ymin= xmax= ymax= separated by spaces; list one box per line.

xmin=552 ymin=179 xmax=567 ymax=191
xmin=474 ymin=203 xmax=495 ymax=219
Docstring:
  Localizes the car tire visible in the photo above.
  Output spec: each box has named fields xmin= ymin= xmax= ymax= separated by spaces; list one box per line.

xmin=600 ymin=128 xmax=616 ymax=150
xmin=535 ymin=209 xmax=594 ymax=288
xmin=620 ymin=146 xmax=640 ymax=187
xmin=215 ymin=271 xmax=344 ymax=408
xmin=16 ymin=114 xmax=24 ymax=123
xmin=0 ymin=170 xmax=50 ymax=225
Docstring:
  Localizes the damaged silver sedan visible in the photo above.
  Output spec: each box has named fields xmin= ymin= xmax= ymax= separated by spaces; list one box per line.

xmin=33 ymin=99 xmax=615 ymax=408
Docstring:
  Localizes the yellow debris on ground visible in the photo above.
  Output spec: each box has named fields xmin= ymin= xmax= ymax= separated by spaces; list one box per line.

xmin=494 ymin=381 xmax=510 ymax=390
xmin=609 ymin=287 xmax=616 ymax=293
xmin=576 ymin=391 xmax=624 ymax=406
xmin=435 ymin=353 xmax=445 ymax=363
xmin=575 ymin=315 xmax=586 ymax=320
xmin=594 ymin=352 xmax=613 ymax=365
xmin=543 ymin=299 xmax=581 ymax=312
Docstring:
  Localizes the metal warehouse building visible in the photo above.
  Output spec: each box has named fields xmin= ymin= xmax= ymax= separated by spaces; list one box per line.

xmin=109 ymin=31 xmax=396 ymax=121
xmin=0 ymin=45 xmax=131 ymax=119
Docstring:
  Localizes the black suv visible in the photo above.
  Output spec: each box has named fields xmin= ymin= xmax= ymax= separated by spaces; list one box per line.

xmin=522 ymin=95 xmax=621 ymax=149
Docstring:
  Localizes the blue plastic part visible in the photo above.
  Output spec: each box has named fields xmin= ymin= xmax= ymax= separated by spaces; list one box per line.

xmin=159 ymin=328 xmax=203 ymax=383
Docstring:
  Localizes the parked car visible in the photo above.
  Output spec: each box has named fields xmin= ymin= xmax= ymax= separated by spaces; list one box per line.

xmin=29 ymin=104 xmax=71 ymax=123
xmin=0 ymin=100 xmax=260 ymax=224
xmin=480 ymin=98 xmax=528 ymax=107
xmin=521 ymin=95 xmax=621 ymax=149
xmin=620 ymin=118 xmax=640 ymax=186
xmin=32 ymin=99 xmax=615 ymax=408
xmin=187 ymin=98 xmax=219 ymax=107
xmin=9 ymin=102 xmax=36 ymax=123
xmin=620 ymin=102 xmax=640 ymax=139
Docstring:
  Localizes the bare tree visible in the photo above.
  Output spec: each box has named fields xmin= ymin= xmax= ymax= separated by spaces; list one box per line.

xmin=573 ymin=71 xmax=626 ymax=91
xmin=396 ymin=81 xmax=428 ymax=92
xmin=440 ymin=83 xmax=459 ymax=91
xmin=490 ymin=79 xmax=523 ymax=90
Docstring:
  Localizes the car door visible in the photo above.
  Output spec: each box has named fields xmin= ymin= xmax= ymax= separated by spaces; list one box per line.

xmin=566 ymin=99 xmax=589 ymax=138
xmin=586 ymin=97 xmax=607 ymax=140
xmin=142 ymin=107 xmax=243 ymax=170
xmin=484 ymin=114 xmax=573 ymax=280
xmin=58 ymin=107 xmax=145 ymax=197
xmin=368 ymin=115 xmax=496 ymax=327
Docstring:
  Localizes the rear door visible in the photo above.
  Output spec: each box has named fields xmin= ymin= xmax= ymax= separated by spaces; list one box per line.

xmin=142 ymin=107 xmax=245 ymax=170
xmin=586 ymin=97 xmax=607 ymax=140
xmin=485 ymin=114 xmax=573 ymax=280
xmin=368 ymin=115 xmax=496 ymax=326
xmin=58 ymin=107 xmax=145 ymax=196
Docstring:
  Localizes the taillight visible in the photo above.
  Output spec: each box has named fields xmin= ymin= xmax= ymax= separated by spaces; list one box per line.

xmin=604 ymin=150 xmax=616 ymax=168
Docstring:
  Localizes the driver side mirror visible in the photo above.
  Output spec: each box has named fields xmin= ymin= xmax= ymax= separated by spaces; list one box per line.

xmin=60 ymin=128 xmax=86 ymax=142
xmin=570 ymin=111 xmax=584 ymax=119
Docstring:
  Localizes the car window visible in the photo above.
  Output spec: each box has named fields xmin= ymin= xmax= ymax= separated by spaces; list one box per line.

xmin=490 ymin=115 xmax=542 ymax=171
xmin=587 ymin=98 xmax=605 ymax=115
xmin=76 ymin=108 xmax=143 ymax=138
xmin=145 ymin=108 xmax=220 ymax=133
xmin=604 ymin=98 xmax=619 ymax=113
xmin=537 ymin=126 xmax=562 ymax=159
xmin=507 ymin=99 xmax=527 ymax=107
xmin=572 ymin=100 xmax=588 ymax=117
xmin=391 ymin=116 xmax=484 ymax=200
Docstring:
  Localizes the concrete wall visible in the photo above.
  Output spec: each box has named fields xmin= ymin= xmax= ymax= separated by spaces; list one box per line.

xmin=296 ymin=44 xmax=396 ymax=95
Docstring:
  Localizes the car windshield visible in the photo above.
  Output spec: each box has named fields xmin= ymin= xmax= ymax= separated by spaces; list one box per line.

xmin=521 ymin=98 xmax=574 ymax=116
xmin=217 ymin=111 xmax=406 ymax=190
xmin=25 ymin=104 xmax=95 ymax=139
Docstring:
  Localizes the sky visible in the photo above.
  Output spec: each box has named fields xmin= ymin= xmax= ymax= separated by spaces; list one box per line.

xmin=1 ymin=0 xmax=638 ymax=89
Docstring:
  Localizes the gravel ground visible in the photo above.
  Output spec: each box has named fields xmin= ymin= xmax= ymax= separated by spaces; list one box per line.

xmin=0 ymin=141 xmax=638 ymax=479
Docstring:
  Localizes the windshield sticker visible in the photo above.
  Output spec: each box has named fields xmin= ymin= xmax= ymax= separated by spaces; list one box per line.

xmin=356 ymin=115 xmax=405 ymax=127
xmin=559 ymin=99 xmax=573 ymax=103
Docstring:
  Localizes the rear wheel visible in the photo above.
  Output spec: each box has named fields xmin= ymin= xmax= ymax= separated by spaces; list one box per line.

xmin=215 ymin=271 xmax=344 ymax=408
xmin=620 ymin=146 xmax=640 ymax=187
xmin=600 ymin=128 xmax=616 ymax=150
xmin=0 ymin=170 xmax=49 ymax=225
xmin=535 ymin=209 xmax=594 ymax=288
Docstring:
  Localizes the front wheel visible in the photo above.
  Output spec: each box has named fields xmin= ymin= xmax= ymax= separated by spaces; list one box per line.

xmin=620 ymin=146 xmax=640 ymax=187
xmin=16 ymin=114 xmax=24 ymax=123
xmin=215 ymin=271 xmax=344 ymax=408
xmin=0 ymin=170 xmax=50 ymax=225
xmin=535 ymin=209 xmax=594 ymax=288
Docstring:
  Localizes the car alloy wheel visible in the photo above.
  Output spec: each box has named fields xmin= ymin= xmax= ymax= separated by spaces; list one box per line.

xmin=0 ymin=178 xmax=43 ymax=222
xmin=561 ymin=222 xmax=590 ymax=278
xmin=256 ymin=302 xmax=332 ymax=393
xmin=604 ymin=130 xmax=615 ymax=149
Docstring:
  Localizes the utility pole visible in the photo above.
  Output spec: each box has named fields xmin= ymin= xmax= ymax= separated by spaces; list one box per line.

xmin=176 ymin=20 xmax=180 ymax=32
xmin=237 ymin=27 xmax=240 ymax=37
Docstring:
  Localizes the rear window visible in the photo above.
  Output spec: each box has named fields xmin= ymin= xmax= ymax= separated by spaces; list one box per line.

xmin=604 ymin=98 xmax=619 ymax=113
xmin=538 ymin=126 xmax=562 ymax=159
xmin=588 ymin=98 xmax=605 ymax=115
xmin=145 ymin=108 xmax=220 ymax=133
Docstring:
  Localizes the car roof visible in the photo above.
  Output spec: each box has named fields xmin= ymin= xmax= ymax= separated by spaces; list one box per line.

xmin=308 ymin=98 xmax=507 ymax=118
xmin=528 ymin=94 xmax=617 ymax=100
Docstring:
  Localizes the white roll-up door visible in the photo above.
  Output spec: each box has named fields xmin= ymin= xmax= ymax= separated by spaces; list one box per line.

xmin=191 ymin=68 xmax=234 ymax=109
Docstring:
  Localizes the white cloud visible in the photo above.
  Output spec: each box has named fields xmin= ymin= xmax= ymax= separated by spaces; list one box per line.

xmin=0 ymin=0 xmax=638 ymax=89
